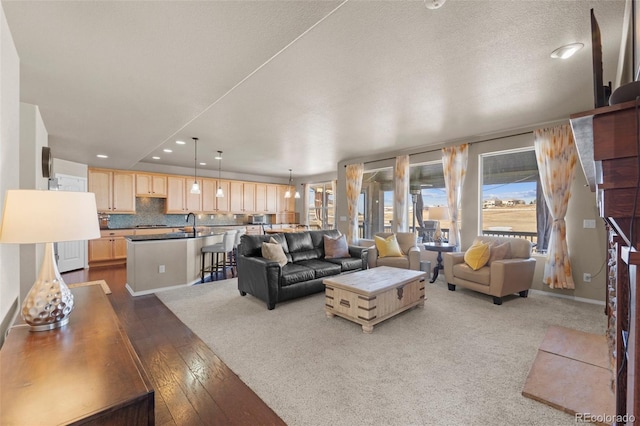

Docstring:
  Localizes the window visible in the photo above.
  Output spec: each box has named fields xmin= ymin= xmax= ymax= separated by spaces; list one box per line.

xmin=480 ymin=148 xmax=549 ymax=252
xmin=307 ymin=183 xmax=334 ymax=229
xmin=360 ymin=168 xmax=394 ymax=239
xmin=408 ymin=162 xmax=447 ymax=242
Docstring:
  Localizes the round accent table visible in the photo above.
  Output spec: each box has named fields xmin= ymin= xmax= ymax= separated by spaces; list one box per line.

xmin=423 ymin=242 xmax=457 ymax=283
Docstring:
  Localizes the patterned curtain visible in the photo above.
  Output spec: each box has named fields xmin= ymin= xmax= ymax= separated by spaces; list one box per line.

xmin=346 ymin=164 xmax=364 ymax=244
xmin=393 ymin=155 xmax=410 ymax=232
xmin=442 ymin=144 xmax=468 ymax=248
xmin=534 ymin=125 xmax=578 ymax=289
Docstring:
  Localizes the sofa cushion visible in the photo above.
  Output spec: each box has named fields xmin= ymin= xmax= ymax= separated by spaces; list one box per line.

xmin=280 ymin=263 xmax=316 ymax=287
xmin=286 ymin=232 xmax=313 ymax=252
xmin=375 ymin=234 xmax=403 ymax=257
xmin=376 ymin=255 xmax=409 ymax=269
xmin=325 ymin=257 xmax=362 ymax=272
xmin=309 ymin=229 xmax=340 ymax=256
xmin=262 ymin=241 xmax=287 ymax=267
xmin=297 ymin=259 xmax=342 ymax=278
xmin=488 ymin=241 xmax=512 ymax=265
xmin=324 ymin=234 xmax=349 ymax=258
xmin=464 ymin=241 xmax=490 ymax=270
xmin=453 ymin=263 xmax=491 ymax=285
xmin=395 ymin=232 xmax=416 ymax=255
xmin=240 ymin=233 xmax=290 ymax=259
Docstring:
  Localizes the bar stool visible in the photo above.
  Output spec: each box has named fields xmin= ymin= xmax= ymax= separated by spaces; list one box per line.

xmin=201 ymin=230 xmax=237 ymax=282
xmin=229 ymin=228 xmax=246 ymax=278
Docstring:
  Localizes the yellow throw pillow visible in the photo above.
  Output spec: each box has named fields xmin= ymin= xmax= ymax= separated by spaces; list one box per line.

xmin=374 ymin=234 xmax=403 ymax=258
xmin=464 ymin=241 xmax=491 ymax=270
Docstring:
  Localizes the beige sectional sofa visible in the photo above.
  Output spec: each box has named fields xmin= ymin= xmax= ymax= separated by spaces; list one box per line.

xmin=443 ymin=235 xmax=536 ymax=305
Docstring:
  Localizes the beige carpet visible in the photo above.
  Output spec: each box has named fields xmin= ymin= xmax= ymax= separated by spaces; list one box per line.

xmin=156 ymin=278 xmax=606 ymax=426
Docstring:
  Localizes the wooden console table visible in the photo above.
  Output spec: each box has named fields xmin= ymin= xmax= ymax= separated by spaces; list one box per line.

xmin=0 ymin=284 xmax=154 ymax=425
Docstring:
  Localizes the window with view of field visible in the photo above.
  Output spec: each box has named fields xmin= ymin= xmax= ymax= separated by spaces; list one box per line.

xmin=480 ymin=149 xmax=550 ymax=253
xmin=360 ymin=168 xmax=394 ymax=239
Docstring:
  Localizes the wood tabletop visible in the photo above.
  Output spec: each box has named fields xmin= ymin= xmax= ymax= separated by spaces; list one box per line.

xmin=323 ymin=266 xmax=426 ymax=296
xmin=0 ymin=284 xmax=154 ymax=425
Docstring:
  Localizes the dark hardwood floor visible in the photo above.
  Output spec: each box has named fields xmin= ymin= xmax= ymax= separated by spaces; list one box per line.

xmin=62 ymin=265 xmax=285 ymax=426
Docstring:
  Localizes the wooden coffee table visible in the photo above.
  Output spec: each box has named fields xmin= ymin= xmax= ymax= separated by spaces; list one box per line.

xmin=323 ymin=266 xmax=427 ymax=333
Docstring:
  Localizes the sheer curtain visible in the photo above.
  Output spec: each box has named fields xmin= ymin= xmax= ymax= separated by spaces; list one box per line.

xmin=442 ymin=144 xmax=468 ymax=248
xmin=346 ymin=164 xmax=364 ymax=244
xmin=393 ymin=155 xmax=410 ymax=232
xmin=301 ymin=183 xmax=309 ymax=227
xmin=534 ymin=124 xmax=578 ymax=289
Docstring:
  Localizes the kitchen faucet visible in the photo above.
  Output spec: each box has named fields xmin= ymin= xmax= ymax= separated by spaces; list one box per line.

xmin=186 ymin=212 xmax=196 ymax=237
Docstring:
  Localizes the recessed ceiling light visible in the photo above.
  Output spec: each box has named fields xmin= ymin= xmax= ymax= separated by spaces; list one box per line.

xmin=96 ymin=154 xmax=108 ymax=159
xmin=199 ymin=162 xmax=207 ymax=166
xmin=163 ymin=149 xmax=173 ymax=153
xmin=152 ymin=156 xmax=160 ymax=160
xmin=175 ymin=140 xmax=186 ymax=145
xmin=550 ymin=43 xmax=584 ymax=59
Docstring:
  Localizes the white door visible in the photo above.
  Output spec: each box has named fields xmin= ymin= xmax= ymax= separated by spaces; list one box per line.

xmin=55 ymin=174 xmax=89 ymax=272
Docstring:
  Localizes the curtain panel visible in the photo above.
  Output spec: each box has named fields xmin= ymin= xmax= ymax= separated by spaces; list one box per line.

xmin=301 ymin=183 xmax=310 ymax=226
xmin=534 ymin=124 xmax=578 ymax=289
xmin=345 ymin=164 xmax=364 ymax=244
xmin=442 ymin=144 xmax=468 ymax=248
xmin=393 ymin=155 xmax=410 ymax=232
xmin=331 ymin=179 xmax=337 ymax=229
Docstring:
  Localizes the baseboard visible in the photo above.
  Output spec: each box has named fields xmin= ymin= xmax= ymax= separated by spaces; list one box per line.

xmin=0 ymin=297 xmax=19 ymax=348
xmin=125 ymin=280 xmax=201 ymax=297
xmin=529 ymin=289 xmax=606 ymax=306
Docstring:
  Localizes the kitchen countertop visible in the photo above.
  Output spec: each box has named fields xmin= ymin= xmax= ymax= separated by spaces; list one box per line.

xmin=125 ymin=229 xmax=226 ymax=242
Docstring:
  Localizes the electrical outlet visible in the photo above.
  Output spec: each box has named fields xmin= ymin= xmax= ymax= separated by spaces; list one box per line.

xmin=583 ymin=219 xmax=596 ymax=229
xmin=583 ymin=273 xmax=591 ymax=282
xmin=159 ymin=265 xmax=165 ymax=273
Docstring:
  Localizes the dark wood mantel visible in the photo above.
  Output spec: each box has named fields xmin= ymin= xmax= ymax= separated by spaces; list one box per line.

xmin=0 ymin=284 xmax=154 ymax=425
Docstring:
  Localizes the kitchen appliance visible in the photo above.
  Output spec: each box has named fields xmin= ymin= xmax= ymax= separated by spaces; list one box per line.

xmin=250 ymin=215 xmax=266 ymax=224
xmin=98 ymin=213 xmax=110 ymax=229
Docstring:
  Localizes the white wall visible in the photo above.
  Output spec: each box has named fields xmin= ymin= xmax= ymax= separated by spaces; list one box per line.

xmin=53 ymin=158 xmax=88 ymax=179
xmin=0 ymin=3 xmax=21 ymax=340
xmin=18 ymin=103 xmax=49 ymax=301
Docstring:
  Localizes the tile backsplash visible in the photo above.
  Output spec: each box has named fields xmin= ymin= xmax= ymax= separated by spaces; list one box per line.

xmin=107 ymin=198 xmax=248 ymax=228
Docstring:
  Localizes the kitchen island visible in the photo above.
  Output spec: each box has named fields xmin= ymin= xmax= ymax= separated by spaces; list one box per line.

xmin=125 ymin=227 xmax=242 ymax=295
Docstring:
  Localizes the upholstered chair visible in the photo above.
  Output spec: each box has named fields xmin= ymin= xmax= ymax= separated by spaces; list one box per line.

xmin=358 ymin=232 xmax=421 ymax=270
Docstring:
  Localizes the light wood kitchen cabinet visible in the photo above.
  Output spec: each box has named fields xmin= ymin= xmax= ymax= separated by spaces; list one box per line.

xmin=89 ymin=169 xmax=135 ymax=214
xmin=229 ymin=181 xmax=244 ymax=213
xmin=255 ymin=184 xmax=278 ymax=213
xmin=202 ymin=179 xmax=230 ymax=213
xmin=136 ymin=173 xmax=167 ymax=197
xmin=245 ymin=225 xmax=263 ymax=236
xmin=166 ymin=176 xmax=202 ymax=213
xmin=243 ymin=183 xmax=255 ymax=213
xmin=277 ymin=184 xmax=296 ymax=213
xmin=89 ymin=229 xmax=130 ymax=265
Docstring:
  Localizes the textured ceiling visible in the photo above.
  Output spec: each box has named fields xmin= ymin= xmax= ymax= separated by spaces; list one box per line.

xmin=2 ymin=0 xmax=628 ymax=179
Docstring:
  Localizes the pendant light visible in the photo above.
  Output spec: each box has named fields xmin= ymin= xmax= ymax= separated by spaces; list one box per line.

xmin=285 ymin=169 xmax=301 ymax=199
xmin=216 ymin=151 xmax=224 ymax=198
xmin=190 ymin=137 xmax=201 ymax=194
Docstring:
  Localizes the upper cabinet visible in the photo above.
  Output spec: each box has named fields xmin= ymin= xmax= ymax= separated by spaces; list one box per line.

xmin=202 ymin=179 xmax=230 ymax=213
xmin=166 ymin=176 xmax=202 ymax=213
xmin=136 ymin=173 xmax=167 ymax=197
xmin=255 ymin=184 xmax=278 ymax=214
xmin=277 ymin=185 xmax=296 ymax=213
xmin=89 ymin=169 xmax=135 ymax=214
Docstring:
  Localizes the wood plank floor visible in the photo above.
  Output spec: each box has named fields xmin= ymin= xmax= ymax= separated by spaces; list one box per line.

xmin=62 ymin=265 xmax=285 ymax=426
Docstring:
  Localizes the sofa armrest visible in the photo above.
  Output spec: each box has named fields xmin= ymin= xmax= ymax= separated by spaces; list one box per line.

xmin=489 ymin=258 xmax=536 ymax=296
xmin=408 ymin=246 xmax=421 ymax=270
xmin=348 ymin=245 xmax=370 ymax=270
xmin=366 ymin=245 xmax=379 ymax=269
xmin=237 ymin=255 xmax=282 ymax=306
xmin=444 ymin=252 xmax=465 ymax=283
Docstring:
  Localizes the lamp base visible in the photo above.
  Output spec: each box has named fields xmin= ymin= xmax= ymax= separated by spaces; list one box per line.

xmin=21 ymin=242 xmax=74 ymax=332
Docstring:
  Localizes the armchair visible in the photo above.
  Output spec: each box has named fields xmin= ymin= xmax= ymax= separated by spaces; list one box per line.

xmin=443 ymin=236 xmax=536 ymax=305
xmin=359 ymin=232 xmax=421 ymax=270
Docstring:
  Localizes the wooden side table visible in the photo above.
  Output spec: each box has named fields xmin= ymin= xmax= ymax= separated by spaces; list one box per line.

xmin=423 ymin=242 xmax=457 ymax=283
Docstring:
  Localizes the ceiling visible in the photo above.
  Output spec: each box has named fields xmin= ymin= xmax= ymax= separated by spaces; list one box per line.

xmin=2 ymin=0 xmax=629 ymax=180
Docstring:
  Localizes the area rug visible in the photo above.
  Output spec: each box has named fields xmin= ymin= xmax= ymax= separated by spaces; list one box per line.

xmin=156 ymin=278 xmax=606 ymax=426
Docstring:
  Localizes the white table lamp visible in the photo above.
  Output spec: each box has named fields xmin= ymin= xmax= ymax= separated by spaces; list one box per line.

xmin=428 ymin=206 xmax=450 ymax=243
xmin=0 ymin=190 xmax=100 ymax=331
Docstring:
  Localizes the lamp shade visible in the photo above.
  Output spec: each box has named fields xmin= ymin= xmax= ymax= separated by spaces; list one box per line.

xmin=428 ymin=206 xmax=450 ymax=221
xmin=0 ymin=190 xmax=101 ymax=244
